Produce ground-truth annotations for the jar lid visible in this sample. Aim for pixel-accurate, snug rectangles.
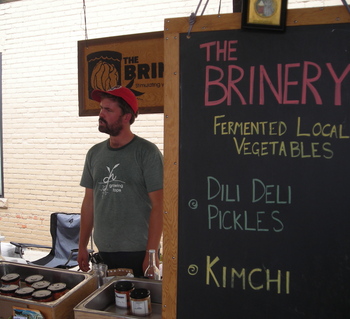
[32,289,52,300]
[114,281,135,291]
[48,282,67,292]
[25,274,44,284]
[31,280,51,290]
[1,273,20,282]
[15,287,35,296]
[130,288,150,299]
[0,284,19,293]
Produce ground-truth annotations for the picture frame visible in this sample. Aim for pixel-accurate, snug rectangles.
[241,0,288,31]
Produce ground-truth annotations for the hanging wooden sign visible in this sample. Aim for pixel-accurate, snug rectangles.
[78,31,164,116]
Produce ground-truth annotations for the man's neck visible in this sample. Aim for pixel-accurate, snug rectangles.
[109,132,135,149]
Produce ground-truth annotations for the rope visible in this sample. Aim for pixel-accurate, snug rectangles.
[341,0,350,14]
[201,0,210,15]
[187,0,210,38]
[83,0,89,46]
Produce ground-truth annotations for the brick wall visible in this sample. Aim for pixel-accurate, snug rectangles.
[0,0,340,247]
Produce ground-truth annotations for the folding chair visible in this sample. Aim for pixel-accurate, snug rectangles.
[10,212,92,269]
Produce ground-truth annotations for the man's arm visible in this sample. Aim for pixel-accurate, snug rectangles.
[78,187,94,272]
[143,189,163,272]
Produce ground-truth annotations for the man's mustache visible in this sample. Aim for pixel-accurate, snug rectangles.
[99,117,107,124]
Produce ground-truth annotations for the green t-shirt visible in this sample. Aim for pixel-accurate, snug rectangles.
[80,135,163,252]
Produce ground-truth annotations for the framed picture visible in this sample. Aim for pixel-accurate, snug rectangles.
[241,0,288,31]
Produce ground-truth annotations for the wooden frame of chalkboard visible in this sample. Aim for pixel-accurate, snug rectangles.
[163,5,350,319]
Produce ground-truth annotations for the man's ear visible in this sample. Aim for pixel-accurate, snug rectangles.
[123,113,132,123]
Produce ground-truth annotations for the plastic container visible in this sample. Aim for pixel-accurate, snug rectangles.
[130,288,152,316]
[1,273,21,286]
[32,289,53,302]
[15,287,35,299]
[48,282,68,300]
[114,280,135,309]
[24,274,44,286]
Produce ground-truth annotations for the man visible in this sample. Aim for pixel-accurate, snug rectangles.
[77,86,163,277]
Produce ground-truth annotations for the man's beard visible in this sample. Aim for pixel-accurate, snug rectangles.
[98,117,123,136]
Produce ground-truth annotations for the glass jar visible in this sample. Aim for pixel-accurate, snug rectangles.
[32,289,53,302]
[15,287,35,299]
[0,284,19,297]
[48,282,68,300]
[31,280,51,290]
[1,273,20,286]
[130,288,152,316]
[114,280,135,309]
[24,274,44,286]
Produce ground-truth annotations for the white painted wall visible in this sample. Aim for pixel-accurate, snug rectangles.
[0,0,341,245]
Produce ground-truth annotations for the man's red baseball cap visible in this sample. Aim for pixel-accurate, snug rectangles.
[91,86,138,115]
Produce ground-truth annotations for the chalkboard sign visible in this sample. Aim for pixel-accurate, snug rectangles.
[175,20,350,319]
